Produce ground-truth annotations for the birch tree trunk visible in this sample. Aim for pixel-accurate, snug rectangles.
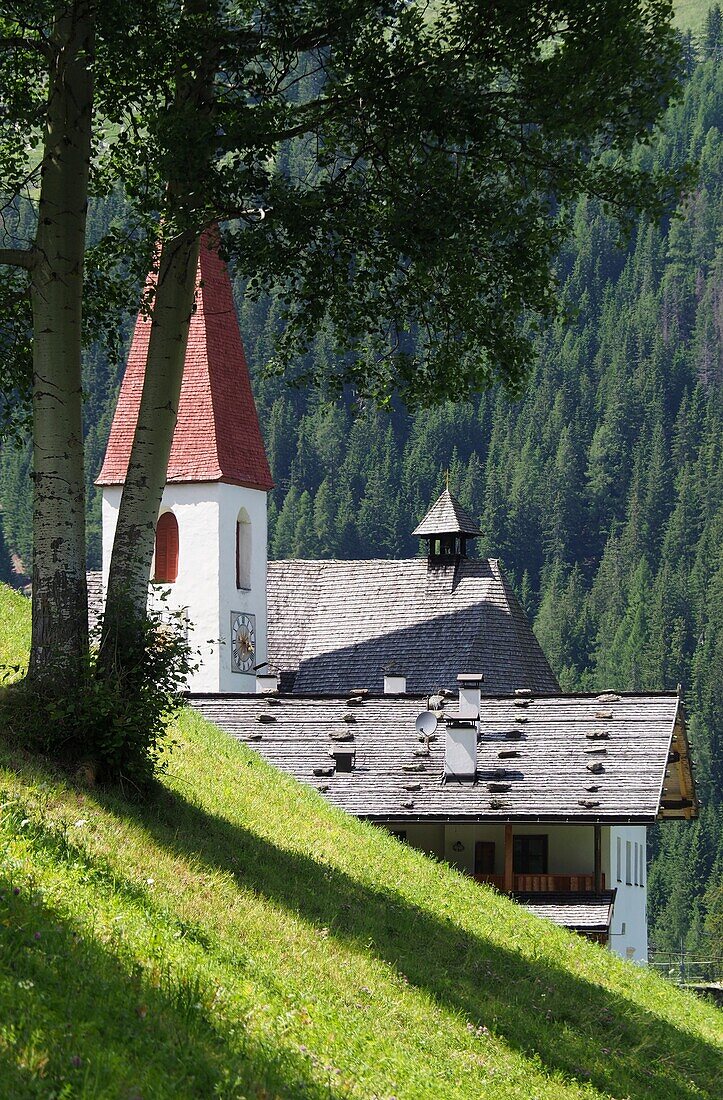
[100,230,201,659]
[28,0,94,685]
[100,0,217,668]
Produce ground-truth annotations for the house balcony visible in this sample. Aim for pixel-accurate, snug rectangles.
[474,872,606,894]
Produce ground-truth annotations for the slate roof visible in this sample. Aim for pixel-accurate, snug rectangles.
[412,489,481,537]
[87,570,103,635]
[189,690,695,823]
[266,557,559,695]
[515,892,615,933]
[96,230,273,491]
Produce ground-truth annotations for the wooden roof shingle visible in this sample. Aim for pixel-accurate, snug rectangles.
[266,557,559,696]
[190,690,697,823]
[412,488,482,537]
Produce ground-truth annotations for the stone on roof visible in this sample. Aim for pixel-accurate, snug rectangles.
[412,489,481,537]
[96,230,273,491]
[266,557,559,695]
[190,691,696,823]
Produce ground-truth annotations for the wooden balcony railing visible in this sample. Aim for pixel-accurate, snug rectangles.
[474,873,606,893]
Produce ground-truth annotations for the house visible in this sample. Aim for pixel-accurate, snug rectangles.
[91,233,699,960]
[190,683,697,960]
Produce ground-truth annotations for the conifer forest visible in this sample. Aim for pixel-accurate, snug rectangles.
[1,17,722,960]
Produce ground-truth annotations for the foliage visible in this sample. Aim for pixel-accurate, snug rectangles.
[129,0,691,403]
[0,588,194,787]
[0,693,721,1098]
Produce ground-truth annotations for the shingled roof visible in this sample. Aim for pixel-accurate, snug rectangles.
[515,892,615,934]
[412,488,481,537]
[96,231,273,491]
[190,690,697,823]
[266,557,559,695]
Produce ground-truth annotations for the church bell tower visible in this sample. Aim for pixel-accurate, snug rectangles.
[96,233,274,692]
[412,488,481,564]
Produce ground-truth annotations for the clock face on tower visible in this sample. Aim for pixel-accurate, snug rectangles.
[230,611,256,673]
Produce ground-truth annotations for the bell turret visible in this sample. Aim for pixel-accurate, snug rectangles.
[412,488,481,564]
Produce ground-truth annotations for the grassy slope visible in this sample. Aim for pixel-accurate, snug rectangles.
[0,584,720,1100]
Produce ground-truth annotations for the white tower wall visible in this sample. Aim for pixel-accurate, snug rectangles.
[101,480,267,693]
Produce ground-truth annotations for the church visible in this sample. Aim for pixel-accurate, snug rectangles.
[91,234,698,962]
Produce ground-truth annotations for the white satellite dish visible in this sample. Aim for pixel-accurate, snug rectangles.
[415,710,439,737]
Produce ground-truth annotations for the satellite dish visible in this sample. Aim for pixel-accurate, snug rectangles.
[415,710,439,737]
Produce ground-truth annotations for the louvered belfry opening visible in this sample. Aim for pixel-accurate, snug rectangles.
[154,512,179,583]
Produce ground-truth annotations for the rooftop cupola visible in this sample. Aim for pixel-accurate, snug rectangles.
[412,488,481,565]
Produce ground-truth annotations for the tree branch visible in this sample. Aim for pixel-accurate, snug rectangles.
[0,247,36,270]
[0,34,51,59]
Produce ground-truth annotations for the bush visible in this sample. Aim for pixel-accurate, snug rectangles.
[0,602,196,788]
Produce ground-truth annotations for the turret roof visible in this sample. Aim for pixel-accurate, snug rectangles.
[412,488,481,538]
[96,232,273,490]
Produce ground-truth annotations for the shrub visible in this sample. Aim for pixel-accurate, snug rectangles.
[0,602,196,788]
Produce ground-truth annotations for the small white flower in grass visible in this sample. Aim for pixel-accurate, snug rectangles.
[146,877,154,885]
[73,819,87,828]
[19,819,30,828]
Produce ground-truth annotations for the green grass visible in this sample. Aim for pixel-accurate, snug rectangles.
[0,584,721,1099]
[0,585,30,679]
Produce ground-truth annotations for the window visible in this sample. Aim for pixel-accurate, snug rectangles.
[475,841,496,875]
[634,843,639,886]
[153,512,179,583]
[625,840,632,885]
[236,508,251,590]
[616,836,622,882]
[513,835,548,875]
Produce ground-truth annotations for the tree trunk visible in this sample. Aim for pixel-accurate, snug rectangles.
[100,230,201,661]
[100,0,218,669]
[28,0,94,685]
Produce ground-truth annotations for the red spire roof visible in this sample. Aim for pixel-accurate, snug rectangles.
[97,233,274,490]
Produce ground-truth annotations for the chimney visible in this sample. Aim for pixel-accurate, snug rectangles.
[330,746,356,773]
[384,666,407,694]
[444,717,478,780]
[255,666,279,694]
[457,673,484,719]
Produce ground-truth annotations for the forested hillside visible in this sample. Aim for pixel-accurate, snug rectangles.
[1,17,722,956]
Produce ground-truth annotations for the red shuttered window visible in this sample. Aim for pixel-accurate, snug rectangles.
[154,512,179,583]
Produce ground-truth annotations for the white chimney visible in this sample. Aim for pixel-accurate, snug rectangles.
[457,673,484,719]
[256,668,279,694]
[384,666,407,694]
[444,720,478,780]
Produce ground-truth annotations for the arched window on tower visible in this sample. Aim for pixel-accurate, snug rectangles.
[236,508,252,590]
[154,511,179,583]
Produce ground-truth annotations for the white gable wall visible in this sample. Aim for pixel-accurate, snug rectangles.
[101,481,268,693]
[604,824,648,962]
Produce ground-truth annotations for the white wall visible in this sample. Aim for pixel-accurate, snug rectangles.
[606,824,648,963]
[216,482,268,692]
[101,481,268,694]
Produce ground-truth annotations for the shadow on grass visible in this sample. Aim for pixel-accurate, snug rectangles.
[89,779,723,1100]
[2,739,717,1100]
[0,868,348,1100]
